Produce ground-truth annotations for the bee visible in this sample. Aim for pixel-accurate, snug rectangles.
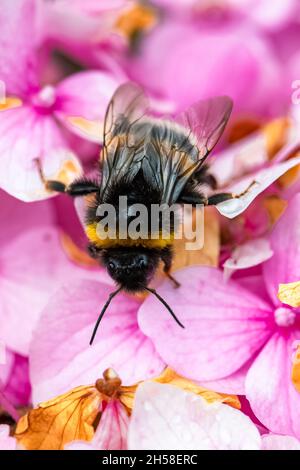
[37,82,236,344]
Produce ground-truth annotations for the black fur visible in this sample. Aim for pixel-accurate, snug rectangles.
[86,171,178,292]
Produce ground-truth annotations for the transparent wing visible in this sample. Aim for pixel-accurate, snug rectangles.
[142,96,233,204]
[176,95,233,163]
[100,82,149,198]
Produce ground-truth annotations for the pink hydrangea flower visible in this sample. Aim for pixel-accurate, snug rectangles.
[65,382,300,450]
[138,193,300,438]
[0,0,121,201]
[29,279,165,404]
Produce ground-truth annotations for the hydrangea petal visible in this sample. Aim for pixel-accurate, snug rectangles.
[128,382,261,450]
[0,425,17,450]
[0,227,94,355]
[138,267,273,383]
[200,359,253,395]
[0,189,54,246]
[55,71,121,143]
[3,353,31,407]
[261,433,300,450]
[223,238,273,280]
[246,332,300,438]
[216,156,300,218]
[92,399,129,450]
[30,280,165,404]
[0,106,81,201]
[263,194,300,306]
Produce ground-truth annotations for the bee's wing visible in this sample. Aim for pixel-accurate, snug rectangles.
[142,96,233,203]
[100,82,149,197]
[176,95,233,162]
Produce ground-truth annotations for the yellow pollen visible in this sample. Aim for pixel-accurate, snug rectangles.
[115,3,157,39]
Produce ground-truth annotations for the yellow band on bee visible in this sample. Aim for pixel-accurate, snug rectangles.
[85,223,173,249]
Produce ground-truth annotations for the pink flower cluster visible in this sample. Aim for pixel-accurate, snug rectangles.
[1,0,300,450]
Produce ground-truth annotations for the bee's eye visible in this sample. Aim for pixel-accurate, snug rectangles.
[108,261,116,270]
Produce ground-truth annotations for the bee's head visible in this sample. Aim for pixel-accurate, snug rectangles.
[101,247,160,292]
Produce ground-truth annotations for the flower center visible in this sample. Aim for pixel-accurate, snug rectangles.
[274,306,297,327]
[31,85,56,111]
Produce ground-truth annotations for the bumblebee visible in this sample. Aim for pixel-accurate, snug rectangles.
[37,83,236,343]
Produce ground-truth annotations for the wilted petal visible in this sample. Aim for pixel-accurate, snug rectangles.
[246,332,300,439]
[152,367,240,409]
[55,71,121,143]
[263,194,300,306]
[30,280,165,404]
[15,385,101,450]
[128,382,261,450]
[0,227,93,355]
[261,433,300,450]
[138,267,273,383]
[216,156,300,218]
[0,106,81,201]
[223,238,273,280]
[0,0,38,96]
[92,400,129,450]
[0,425,17,450]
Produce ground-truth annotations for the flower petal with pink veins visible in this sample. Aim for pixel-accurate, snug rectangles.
[261,433,300,450]
[138,266,273,384]
[30,280,165,404]
[215,156,300,218]
[128,382,261,450]
[0,0,38,96]
[55,71,121,143]
[0,227,95,355]
[0,106,81,201]
[223,238,273,280]
[263,194,300,306]
[65,400,129,450]
[92,400,129,450]
[0,425,17,450]
[246,332,300,439]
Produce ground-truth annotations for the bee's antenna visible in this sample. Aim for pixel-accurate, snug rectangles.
[90,286,123,345]
[144,287,185,329]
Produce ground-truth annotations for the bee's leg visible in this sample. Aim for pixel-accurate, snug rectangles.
[207,180,257,206]
[35,158,99,196]
[178,193,207,206]
[161,248,180,289]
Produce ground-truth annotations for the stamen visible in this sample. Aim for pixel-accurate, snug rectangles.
[274,306,296,327]
[32,85,56,108]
